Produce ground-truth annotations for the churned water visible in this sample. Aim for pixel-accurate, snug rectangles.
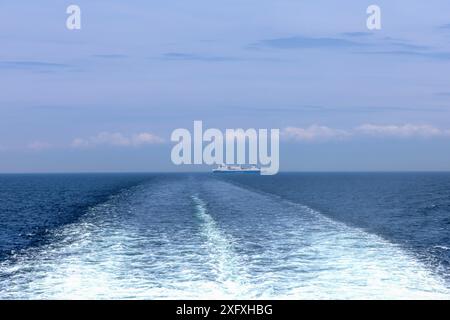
[0,173,449,299]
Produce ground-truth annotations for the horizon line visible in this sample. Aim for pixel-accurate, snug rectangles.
[1,170,450,175]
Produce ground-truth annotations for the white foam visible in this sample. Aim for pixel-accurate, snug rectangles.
[191,195,252,298]
[1,178,449,299]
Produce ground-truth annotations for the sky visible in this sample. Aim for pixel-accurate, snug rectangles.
[1,0,450,172]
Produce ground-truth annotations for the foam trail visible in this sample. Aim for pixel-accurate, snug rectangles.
[200,178,450,299]
[191,195,252,298]
[1,176,449,299]
[0,180,251,299]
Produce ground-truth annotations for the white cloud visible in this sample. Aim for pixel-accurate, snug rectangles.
[72,132,164,148]
[355,124,450,138]
[131,132,165,145]
[28,141,52,151]
[282,123,450,142]
[282,125,350,142]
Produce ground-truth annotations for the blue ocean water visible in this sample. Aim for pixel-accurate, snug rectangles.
[0,173,449,299]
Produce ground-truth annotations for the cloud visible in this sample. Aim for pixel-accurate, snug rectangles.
[386,41,428,51]
[252,34,436,60]
[283,124,450,142]
[0,60,70,71]
[257,35,361,49]
[161,52,240,62]
[254,33,446,61]
[364,50,450,60]
[282,125,350,142]
[92,54,128,59]
[355,124,450,138]
[341,32,373,38]
[72,132,164,148]
[28,141,52,151]
[132,133,165,145]
[352,36,445,60]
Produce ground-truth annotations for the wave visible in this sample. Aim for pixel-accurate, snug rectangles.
[1,175,449,299]
[191,195,252,298]
[198,178,450,299]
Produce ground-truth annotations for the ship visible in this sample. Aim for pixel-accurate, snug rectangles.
[212,164,261,174]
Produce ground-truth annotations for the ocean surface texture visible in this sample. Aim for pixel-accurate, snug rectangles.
[0,173,449,299]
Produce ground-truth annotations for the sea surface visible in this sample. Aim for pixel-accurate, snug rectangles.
[0,172,449,299]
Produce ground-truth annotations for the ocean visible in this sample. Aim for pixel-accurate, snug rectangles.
[0,172,449,299]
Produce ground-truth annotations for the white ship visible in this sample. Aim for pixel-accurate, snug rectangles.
[212,164,261,174]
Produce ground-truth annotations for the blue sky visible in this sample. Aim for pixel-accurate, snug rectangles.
[1,0,450,172]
